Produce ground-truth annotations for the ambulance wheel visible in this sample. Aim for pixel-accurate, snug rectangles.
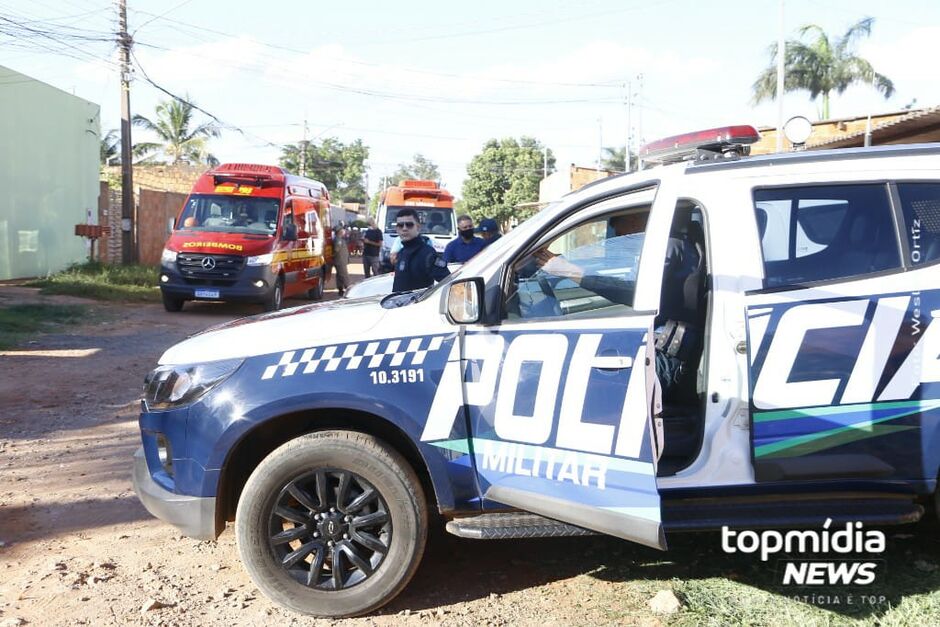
[236,431,428,618]
[307,269,325,300]
[162,293,184,312]
[263,278,283,312]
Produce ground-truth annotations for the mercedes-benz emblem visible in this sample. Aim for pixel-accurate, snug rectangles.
[201,257,216,270]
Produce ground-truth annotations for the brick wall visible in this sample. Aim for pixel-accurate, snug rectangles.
[101,163,204,194]
[138,189,188,265]
[99,164,204,265]
[97,181,122,263]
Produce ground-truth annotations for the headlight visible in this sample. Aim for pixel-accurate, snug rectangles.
[246,252,274,266]
[161,248,178,265]
[143,358,242,411]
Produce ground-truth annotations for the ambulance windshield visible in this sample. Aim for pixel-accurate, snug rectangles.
[178,195,281,236]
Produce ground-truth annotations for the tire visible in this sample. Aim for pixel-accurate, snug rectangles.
[235,431,428,618]
[162,292,184,312]
[307,269,325,301]
[263,277,283,312]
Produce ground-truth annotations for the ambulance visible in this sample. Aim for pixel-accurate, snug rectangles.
[376,179,456,265]
[158,163,333,312]
[134,128,940,617]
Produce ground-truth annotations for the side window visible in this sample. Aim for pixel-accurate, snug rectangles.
[504,210,647,321]
[897,183,940,266]
[753,184,900,288]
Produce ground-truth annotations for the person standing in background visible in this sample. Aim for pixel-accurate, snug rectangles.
[362,218,383,278]
[442,214,486,263]
[476,217,502,247]
[392,208,450,292]
[333,222,350,297]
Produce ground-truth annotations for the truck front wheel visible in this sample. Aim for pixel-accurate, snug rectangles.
[235,431,428,618]
[162,293,184,312]
[263,277,283,312]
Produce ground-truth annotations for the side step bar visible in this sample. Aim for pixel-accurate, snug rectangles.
[446,513,597,540]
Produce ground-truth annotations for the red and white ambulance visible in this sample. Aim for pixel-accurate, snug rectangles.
[159,163,334,312]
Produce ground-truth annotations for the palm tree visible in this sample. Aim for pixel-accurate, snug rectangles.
[752,17,894,120]
[100,129,120,165]
[132,97,221,164]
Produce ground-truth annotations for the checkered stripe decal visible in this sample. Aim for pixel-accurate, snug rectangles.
[262,335,447,380]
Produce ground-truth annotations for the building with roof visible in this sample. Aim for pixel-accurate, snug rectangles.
[752,106,940,154]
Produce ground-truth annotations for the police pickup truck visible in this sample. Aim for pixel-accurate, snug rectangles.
[133,126,940,617]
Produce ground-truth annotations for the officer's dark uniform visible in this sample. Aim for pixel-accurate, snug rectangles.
[392,236,450,292]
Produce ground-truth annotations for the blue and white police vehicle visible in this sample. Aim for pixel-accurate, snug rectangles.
[134,126,940,617]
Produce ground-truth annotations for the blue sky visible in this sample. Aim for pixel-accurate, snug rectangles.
[2,0,938,198]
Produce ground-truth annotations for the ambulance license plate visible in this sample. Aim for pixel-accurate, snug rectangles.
[194,289,220,299]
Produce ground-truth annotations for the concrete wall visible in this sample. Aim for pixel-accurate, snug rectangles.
[0,65,99,280]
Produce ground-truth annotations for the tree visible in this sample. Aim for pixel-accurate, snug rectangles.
[280,138,369,204]
[752,17,894,120]
[100,129,120,165]
[132,97,221,164]
[389,153,441,183]
[462,137,555,225]
[600,146,639,173]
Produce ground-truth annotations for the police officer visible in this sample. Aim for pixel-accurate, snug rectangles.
[392,208,450,292]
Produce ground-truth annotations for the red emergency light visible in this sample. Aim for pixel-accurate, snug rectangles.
[640,125,760,165]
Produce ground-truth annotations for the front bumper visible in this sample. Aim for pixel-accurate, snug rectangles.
[159,262,277,303]
[132,446,220,541]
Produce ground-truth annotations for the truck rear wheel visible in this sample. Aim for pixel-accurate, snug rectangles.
[235,431,427,617]
[162,293,184,312]
[263,277,283,312]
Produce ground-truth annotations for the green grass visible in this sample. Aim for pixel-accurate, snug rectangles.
[0,303,89,349]
[25,261,161,302]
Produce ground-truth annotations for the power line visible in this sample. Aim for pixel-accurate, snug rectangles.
[127,9,626,90]
[130,50,282,150]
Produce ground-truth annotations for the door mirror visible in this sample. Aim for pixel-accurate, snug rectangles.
[282,222,298,241]
[445,278,484,324]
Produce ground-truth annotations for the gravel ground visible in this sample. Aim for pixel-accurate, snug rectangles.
[0,281,692,627]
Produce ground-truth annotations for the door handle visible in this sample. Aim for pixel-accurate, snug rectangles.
[736,341,747,355]
[593,354,633,372]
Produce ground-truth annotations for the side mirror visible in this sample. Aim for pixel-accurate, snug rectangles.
[445,278,484,324]
[283,222,298,241]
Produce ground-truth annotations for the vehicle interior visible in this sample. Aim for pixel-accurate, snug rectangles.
[655,202,710,477]
[500,202,711,475]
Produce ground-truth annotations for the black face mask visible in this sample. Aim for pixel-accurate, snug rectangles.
[459,228,474,241]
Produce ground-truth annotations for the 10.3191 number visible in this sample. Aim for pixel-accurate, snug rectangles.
[369,369,425,385]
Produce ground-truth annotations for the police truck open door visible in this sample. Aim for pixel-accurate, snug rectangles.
[450,185,674,549]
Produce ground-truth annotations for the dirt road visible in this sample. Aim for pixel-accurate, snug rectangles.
[3,282,940,626]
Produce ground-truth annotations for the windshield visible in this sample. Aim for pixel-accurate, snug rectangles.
[383,206,455,236]
[177,194,282,236]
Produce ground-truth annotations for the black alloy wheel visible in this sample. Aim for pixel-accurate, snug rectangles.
[236,431,427,617]
[270,469,391,591]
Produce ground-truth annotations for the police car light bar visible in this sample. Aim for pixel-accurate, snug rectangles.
[640,125,761,165]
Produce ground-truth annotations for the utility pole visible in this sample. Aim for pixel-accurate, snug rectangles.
[597,117,603,172]
[543,146,548,179]
[636,73,643,154]
[624,80,632,172]
[776,0,786,152]
[299,119,309,176]
[117,0,135,263]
